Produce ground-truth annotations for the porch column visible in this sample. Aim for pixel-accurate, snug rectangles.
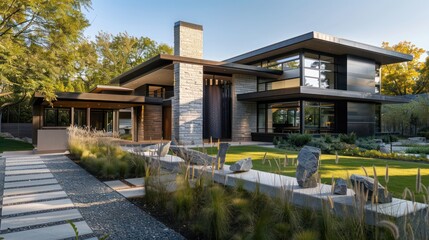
[70,107,75,126]
[231,74,257,142]
[86,108,90,128]
[112,110,119,135]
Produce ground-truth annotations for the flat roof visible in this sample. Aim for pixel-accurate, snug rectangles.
[32,92,162,108]
[225,32,413,65]
[111,54,283,87]
[237,87,410,104]
[89,85,133,93]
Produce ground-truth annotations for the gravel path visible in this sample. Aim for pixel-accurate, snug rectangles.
[40,154,184,240]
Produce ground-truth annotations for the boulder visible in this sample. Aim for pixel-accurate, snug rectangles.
[408,137,426,143]
[379,144,391,153]
[230,158,252,172]
[334,178,347,195]
[350,174,392,203]
[157,141,171,157]
[0,132,14,138]
[217,143,230,170]
[296,146,321,188]
[170,147,216,165]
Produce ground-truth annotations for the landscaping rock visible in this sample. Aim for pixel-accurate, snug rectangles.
[334,178,347,195]
[350,174,392,203]
[230,158,252,172]
[217,143,230,170]
[379,144,391,153]
[296,146,321,188]
[408,137,426,143]
[157,141,171,157]
[0,132,14,138]
[170,147,216,166]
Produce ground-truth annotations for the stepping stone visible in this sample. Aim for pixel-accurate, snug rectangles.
[6,164,47,171]
[3,184,63,197]
[5,168,50,176]
[1,209,82,230]
[104,180,129,190]
[117,187,145,198]
[3,191,68,205]
[5,156,41,161]
[5,178,58,189]
[5,173,54,182]
[6,161,44,167]
[125,178,145,187]
[0,221,92,240]
[2,198,74,216]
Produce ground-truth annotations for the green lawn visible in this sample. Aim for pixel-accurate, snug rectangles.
[201,145,429,202]
[0,137,34,153]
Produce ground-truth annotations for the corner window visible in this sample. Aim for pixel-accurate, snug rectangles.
[304,53,335,89]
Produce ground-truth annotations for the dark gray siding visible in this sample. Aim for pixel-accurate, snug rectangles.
[346,56,376,93]
[347,102,376,136]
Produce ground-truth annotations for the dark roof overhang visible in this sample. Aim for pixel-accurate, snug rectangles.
[32,92,162,108]
[225,32,413,65]
[237,87,410,104]
[111,54,283,86]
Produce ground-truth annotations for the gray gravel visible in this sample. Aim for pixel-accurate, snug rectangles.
[41,154,185,240]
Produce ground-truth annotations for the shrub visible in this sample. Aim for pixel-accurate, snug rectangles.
[356,138,380,151]
[339,132,357,144]
[323,134,333,144]
[308,138,331,154]
[405,146,429,155]
[287,133,312,147]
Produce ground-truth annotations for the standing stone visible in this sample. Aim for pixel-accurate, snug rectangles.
[350,174,392,203]
[334,178,347,195]
[157,141,171,157]
[296,146,321,188]
[217,143,230,169]
[230,158,253,172]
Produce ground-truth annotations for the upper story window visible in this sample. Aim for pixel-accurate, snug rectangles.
[375,64,381,94]
[304,53,335,89]
[259,54,300,71]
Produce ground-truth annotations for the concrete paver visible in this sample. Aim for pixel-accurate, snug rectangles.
[4,178,58,189]
[0,221,92,240]
[3,191,68,205]
[2,198,74,216]
[1,209,82,230]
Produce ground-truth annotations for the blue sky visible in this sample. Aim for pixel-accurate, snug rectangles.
[84,0,429,61]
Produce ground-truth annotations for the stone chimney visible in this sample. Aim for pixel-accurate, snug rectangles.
[172,21,204,145]
[174,21,203,58]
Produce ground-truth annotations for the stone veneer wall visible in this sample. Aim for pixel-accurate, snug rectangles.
[143,105,162,140]
[231,74,257,142]
[172,21,204,145]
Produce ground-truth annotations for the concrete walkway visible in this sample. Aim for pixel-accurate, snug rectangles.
[0,152,184,240]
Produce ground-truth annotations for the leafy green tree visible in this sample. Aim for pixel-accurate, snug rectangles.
[0,0,91,102]
[381,41,427,95]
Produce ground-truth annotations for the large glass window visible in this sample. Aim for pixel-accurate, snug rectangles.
[258,101,300,133]
[44,108,70,127]
[90,109,113,132]
[304,101,335,133]
[258,78,300,91]
[304,53,335,89]
[74,108,87,127]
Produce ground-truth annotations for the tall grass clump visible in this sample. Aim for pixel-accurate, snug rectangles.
[67,126,146,179]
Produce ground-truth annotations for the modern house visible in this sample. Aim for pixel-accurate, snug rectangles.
[32,21,412,150]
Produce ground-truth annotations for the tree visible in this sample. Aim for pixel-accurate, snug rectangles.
[381,41,427,95]
[0,0,91,102]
